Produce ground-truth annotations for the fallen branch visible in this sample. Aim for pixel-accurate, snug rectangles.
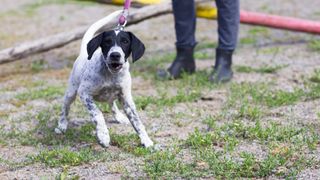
[0,2,173,64]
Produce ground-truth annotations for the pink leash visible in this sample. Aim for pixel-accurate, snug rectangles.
[118,0,132,29]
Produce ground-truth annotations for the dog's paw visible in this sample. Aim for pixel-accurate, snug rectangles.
[54,127,65,134]
[54,124,67,134]
[55,119,68,134]
[113,112,130,124]
[96,128,110,148]
[141,136,154,148]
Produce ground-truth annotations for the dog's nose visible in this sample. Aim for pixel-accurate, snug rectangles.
[110,52,121,61]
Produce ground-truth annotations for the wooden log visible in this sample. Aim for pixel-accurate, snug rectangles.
[0,27,86,64]
[0,2,173,64]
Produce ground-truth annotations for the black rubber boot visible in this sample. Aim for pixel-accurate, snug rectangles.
[209,49,233,83]
[157,47,195,79]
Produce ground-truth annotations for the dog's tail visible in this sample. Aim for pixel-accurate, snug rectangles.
[80,10,122,57]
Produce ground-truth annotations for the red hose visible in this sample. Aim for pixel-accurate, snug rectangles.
[240,10,320,34]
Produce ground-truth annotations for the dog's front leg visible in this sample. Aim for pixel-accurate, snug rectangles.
[79,91,110,147]
[120,92,154,148]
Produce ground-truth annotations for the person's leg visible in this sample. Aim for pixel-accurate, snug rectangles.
[158,0,196,79]
[210,0,240,83]
[172,0,197,48]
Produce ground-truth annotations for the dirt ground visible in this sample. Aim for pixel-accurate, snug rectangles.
[1,0,320,179]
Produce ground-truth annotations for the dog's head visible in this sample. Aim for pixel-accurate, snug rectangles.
[87,30,145,73]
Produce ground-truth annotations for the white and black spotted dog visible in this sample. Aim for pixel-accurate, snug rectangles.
[54,10,154,148]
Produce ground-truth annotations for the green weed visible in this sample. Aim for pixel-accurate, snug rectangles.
[180,120,319,178]
[31,59,47,73]
[144,149,189,178]
[240,37,257,45]
[237,101,262,120]
[186,128,214,148]
[259,47,282,55]
[305,83,320,100]
[135,90,201,110]
[195,42,217,50]
[308,39,320,51]
[194,51,213,60]
[29,147,100,167]
[240,27,270,46]
[110,132,152,156]
[0,109,96,146]
[309,69,320,83]
[227,83,305,108]
[248,27,270,37]
[235,64,287,74]
[15,86,65,101]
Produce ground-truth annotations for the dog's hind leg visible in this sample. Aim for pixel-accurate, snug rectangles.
[55,86,77,134]
[111,101,130,124]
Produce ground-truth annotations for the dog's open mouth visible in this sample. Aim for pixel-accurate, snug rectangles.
[108,63,123,72]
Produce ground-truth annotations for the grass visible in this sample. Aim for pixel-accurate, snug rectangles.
[0,109,97,146]
[143,119,319,179]
[225,82,320,109]
[227,83,308,107]
[56,167,80,180]
[195,148,306,178]
[202,117,320,151]
[240,37,257,45]
[135,89,201,110]
[29,147,103,167]
[235,64,287,74]
[144,148,190,178]
[309,69,320,83]
[248,27,270,37]
[195,42,217,50]
[110,132,152,156]
[259,47,282,55]
[0,107,150,154]
[237,102,262,120]
[15,85,65,101]
[194,51,213,60]
[239,27,270,46]
[30,59,47,73]
[308,39,320,51]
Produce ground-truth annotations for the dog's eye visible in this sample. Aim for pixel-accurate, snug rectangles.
[121,38,129,44]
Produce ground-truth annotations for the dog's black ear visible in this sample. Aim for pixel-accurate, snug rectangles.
[87,33,104,60]
[128,32,145,62]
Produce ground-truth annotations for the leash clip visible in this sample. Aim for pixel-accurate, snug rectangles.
[117,9,129,31]
[116,20,127,31]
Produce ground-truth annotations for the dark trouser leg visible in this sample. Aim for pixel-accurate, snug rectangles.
[216,0,240,51]
[157,0,196,79]
[210,0,240,83]
[172,0,197,48]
